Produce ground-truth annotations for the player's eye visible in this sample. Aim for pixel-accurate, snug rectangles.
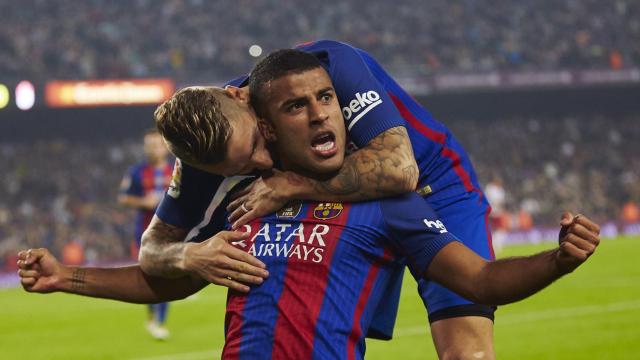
[286,102,304,112]
[319,93,333,103]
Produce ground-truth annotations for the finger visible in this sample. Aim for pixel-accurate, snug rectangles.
[574,215,601,235]
[217,230,250,241]
[559,241,589,262]
[20,277,36,287]
[222,251,269,277]
[212,276,251,293]
[559,211,574,226]
[18,269,41,278]
[227,208,243,224]
[230,184,254,202]
[563,233,597,255]
[227,195,246,213]
[18,250,28,261]
[232,210,259,230]
[566,223,600,245]
[221,267,266,285]
[224,246,268,272]
[25,248,46,265]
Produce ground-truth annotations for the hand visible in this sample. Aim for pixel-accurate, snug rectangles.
[227,170,292,229]
[17,248,64,293]
[555,212,600,273]
[141,193,162,210]
[183,231,269,293]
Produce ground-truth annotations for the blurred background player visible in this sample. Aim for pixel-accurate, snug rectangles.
[118,128,173,340]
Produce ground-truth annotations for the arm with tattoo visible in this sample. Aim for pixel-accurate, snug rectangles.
[18,248,207,303]
[138,216,191,278]
[297,126,418,199]
[228,126,418,227]
[139,215,269,293]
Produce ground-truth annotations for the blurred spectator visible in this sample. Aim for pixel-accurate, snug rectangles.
[622,201,639,223]
[0,0,638,82]
[0,112,638,267]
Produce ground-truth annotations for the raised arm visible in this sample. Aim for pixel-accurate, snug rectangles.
[139,216,268,293]
[228,126,418,228]
[425,213,600,305]
[17,248,206,303]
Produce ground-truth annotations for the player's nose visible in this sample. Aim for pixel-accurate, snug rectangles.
[308,100,328,126]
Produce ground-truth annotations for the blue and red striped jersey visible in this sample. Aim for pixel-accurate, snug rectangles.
[222,193,458,360]
[120,161,173,243]
[156,39,488,339]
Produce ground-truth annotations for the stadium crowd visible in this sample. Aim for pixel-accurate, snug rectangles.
[1,113,638,270]
[1,0,639,82]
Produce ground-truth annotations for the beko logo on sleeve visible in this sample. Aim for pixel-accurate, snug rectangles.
[342,90,382,130]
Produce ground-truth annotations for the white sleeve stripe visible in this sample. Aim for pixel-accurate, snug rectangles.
[184,175,254,242]
[347,99,382,131]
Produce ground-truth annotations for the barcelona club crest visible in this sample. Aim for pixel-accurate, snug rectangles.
[313,202,343,220]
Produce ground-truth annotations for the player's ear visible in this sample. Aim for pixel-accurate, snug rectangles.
[224,86,249,103]
[258,119,277,142]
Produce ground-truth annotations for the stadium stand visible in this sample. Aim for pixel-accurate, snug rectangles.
[1,0,639,82]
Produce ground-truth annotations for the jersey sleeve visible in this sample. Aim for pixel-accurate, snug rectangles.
[120,166,143,197]
[379,193,459,279]
[297,40,405,147]
[155,159,225,229]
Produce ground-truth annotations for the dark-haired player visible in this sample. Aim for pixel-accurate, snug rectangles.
[143,41,498,357]
[19,63,600,359]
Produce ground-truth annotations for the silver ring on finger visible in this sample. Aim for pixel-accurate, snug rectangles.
[241,203,250,213]
[226,276,233,281]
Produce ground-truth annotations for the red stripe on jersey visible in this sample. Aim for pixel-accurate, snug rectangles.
[346,247,390,360]
[141,166,155,194]
[271,203,352,359]
[389,92,495,260]
[389,92,475,192]
[223,224,263,360]
[483,203,495,259]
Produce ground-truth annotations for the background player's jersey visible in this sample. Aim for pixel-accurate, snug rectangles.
[120,161,173,243]
[222,193,458,360]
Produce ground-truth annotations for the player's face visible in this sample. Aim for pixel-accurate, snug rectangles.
[144,132,169,163]
[189,103,273,177]
[261,67,346,178]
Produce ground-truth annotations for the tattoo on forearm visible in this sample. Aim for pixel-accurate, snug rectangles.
[314,126,418,199]
[71,268,86,291]
[402,165,419,191]
[139,218,189,276]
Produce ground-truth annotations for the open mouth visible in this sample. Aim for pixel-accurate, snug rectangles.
[311,131,337,157]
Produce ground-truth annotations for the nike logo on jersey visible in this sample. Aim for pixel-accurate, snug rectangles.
[342,90,382,130]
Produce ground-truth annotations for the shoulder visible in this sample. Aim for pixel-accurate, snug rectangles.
[379,193,436,218]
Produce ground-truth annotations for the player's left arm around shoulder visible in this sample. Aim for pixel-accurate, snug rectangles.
[293,126,418,201]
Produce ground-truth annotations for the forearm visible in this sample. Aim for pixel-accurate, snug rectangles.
[427,243,565,306]
[138,216,191,278]
[55,265,205,304]
[288,126,418,202]
[118,195,153,211]
[473,250,563,305]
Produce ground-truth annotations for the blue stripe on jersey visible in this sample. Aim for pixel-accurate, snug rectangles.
[312,201,399,359]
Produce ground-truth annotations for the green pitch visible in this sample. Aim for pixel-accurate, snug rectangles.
[1,236,638,359]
